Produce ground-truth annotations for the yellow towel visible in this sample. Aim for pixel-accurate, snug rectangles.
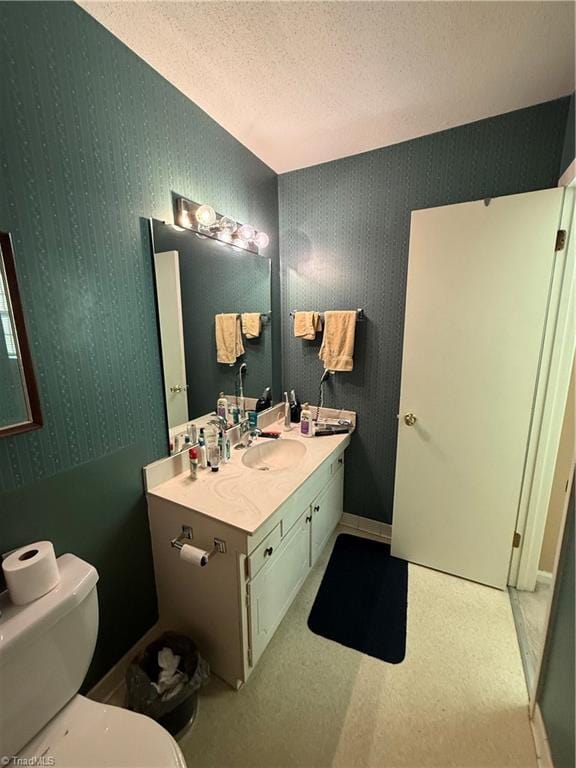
[241,313,261,339]
[215,313,245,364]
[293,311,323,340]
[319,311,357,371]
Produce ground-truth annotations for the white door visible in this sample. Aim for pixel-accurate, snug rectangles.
[247,512,310,666]
[154,250,189,429]
[392,188,565,589]
[311,466,344,566]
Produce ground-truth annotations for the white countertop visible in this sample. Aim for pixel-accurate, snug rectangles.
[147,427,353,535]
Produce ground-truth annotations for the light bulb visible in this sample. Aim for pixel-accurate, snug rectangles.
[254,231,269,250]
[195,204,217,227]
[218,216,237,235]
[237,223,255,242]
[218,230,233,243]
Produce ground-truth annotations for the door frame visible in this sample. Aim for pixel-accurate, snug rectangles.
[529,462,575,710]
[509,180,575,591]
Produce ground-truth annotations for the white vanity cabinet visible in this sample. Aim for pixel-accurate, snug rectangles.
[311,458,344,566]
[146,445,347,688]
[247,511,311,667]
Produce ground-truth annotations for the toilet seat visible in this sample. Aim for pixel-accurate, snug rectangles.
[18,694,187,767]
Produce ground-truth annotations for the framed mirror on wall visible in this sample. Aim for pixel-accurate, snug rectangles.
[0,232,42,437]
[148,219,275,445]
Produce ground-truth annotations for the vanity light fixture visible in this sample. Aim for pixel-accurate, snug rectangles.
[175,196,269,256]
[195,204,217,227]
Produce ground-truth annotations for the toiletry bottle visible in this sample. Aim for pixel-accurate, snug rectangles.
[217,392,229,422]
[204,425,217,467]
[208,443,220,472]
[300,403,314,437]
[189,448,198,480]
[218,429,228,464]
[198,437,207,468]
[284,392,292,430]
[187,423,198,443]
[174,434,181,452]
[224,431,231,461]
[255,386,272,413]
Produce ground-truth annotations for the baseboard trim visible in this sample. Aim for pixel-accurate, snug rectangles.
[537,570,553,585]
[530,704,554,767]
[88,622,161,704]
[341,513,392,543]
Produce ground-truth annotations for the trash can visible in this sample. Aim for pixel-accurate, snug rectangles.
[126,631,210,736]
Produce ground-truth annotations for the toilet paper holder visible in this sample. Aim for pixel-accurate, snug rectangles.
[170,526,227,560]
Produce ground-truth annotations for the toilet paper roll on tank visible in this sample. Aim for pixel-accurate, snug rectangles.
[2,541,60,605]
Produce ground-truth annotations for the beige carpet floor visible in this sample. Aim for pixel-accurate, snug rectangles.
[180,529,536,768]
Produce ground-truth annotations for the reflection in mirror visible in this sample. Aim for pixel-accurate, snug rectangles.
[149,220,274,443]
[0,232,42,436]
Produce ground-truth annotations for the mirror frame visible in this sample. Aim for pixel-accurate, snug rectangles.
[0,231,43,437]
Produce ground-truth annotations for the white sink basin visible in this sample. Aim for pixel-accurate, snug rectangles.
[241,439,307,472]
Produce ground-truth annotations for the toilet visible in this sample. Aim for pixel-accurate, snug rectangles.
[0,553,187,767]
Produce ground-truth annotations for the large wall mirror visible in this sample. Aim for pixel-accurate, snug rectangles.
[149,220,275,444]
[0,232,42,436]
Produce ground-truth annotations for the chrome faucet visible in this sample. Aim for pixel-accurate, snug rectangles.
[235,422,261,449]
[209,415,228,432]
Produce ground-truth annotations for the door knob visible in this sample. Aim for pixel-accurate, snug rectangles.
[404,413,417,426]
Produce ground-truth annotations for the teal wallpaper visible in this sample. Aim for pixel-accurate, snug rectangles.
[559,92,575,176]
[279,97,570,524]
[0,1,278,685]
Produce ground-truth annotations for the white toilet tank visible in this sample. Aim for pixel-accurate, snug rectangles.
[0,553,99,760]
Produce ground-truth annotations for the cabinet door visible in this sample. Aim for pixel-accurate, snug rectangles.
[311,467,344,567]
[247,512,311,667]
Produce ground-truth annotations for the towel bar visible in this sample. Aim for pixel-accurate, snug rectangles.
[289,308,365,321]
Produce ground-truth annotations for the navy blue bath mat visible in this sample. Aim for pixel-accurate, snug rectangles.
[307,533,408,663]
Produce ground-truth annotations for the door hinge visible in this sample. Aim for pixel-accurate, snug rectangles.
[555,230,566,251]
[513,531,522,549]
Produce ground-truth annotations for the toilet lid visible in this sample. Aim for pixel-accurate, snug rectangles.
[18,695,187,768]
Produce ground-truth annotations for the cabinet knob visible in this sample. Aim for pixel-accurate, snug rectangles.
[264,546,274,557]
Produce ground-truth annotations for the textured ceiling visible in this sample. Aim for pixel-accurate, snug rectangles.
[79,1,575,173]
